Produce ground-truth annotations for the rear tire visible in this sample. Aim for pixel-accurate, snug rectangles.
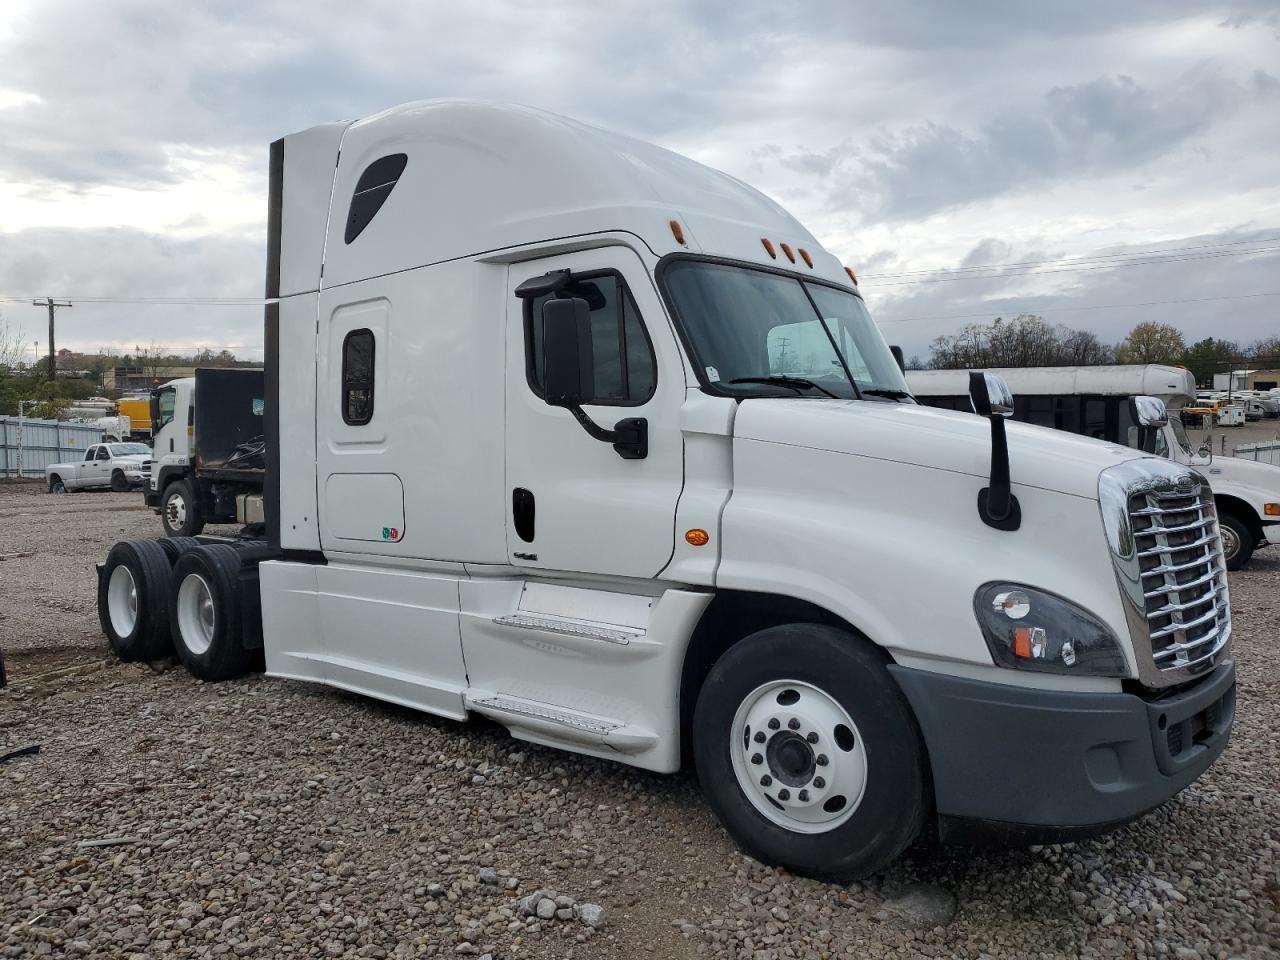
[157,536,202,565]
[110,470,129,492]
[169,545,251,681]
[48,476,66,494]
[97,540,174,661]
[693,623,928,881]
[1219,513,1254,571]
[162,480,205,537]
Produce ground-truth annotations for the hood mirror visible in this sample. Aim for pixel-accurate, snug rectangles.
[969,371,1020,531]
[1129,395,1168,428]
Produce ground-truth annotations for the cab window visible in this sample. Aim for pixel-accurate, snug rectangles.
[96,446,110,461]
[525,272,656,406]
[84,446,97,462]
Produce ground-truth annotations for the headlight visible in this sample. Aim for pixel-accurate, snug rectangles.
[973,583,1128,677]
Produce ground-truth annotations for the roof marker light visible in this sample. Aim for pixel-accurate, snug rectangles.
[761,238,777,259]
[780,243,796,263]
[844,266,858,285]
[669,219,687,246]
[798,248,813,268]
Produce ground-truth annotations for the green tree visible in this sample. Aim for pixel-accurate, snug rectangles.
[1182,337,1240,386]
[1114,322,1186,365]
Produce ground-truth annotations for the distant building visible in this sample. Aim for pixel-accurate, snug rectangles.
[1212,369,1280,391]
[104,365,200,391]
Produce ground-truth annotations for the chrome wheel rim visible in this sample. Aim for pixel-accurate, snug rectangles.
[165,492,187,529]
[730,679,868,834]
[176,573,215,655]
[1220,523,1239,561]
[107,565,138,637]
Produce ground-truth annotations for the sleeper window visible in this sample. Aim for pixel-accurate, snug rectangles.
[342,328,375,425]
[524,272,656,406]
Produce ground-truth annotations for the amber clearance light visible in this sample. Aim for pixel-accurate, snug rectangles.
[685,528,710,546]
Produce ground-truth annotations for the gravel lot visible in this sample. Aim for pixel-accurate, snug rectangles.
[1,481,1277,959]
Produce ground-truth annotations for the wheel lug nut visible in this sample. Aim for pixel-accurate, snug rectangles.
[787,718,800,730]
[816,754,828,766]
[751,753,763,765]
[760,775,772,787]
[806,731,819,744]
[754,731,766,743]
[798,789,809,802]
[813,776,825,789]
[777,789,790,801]
[767,718,780,730]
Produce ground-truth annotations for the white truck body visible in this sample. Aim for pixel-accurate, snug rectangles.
[46,442,151,491]
[908,364,1280,566]
[96,103,1237,878]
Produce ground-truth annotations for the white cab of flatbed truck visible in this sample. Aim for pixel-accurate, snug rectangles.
[98,101,1236,880]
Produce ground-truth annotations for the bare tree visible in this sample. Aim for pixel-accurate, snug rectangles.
[0,313,28,369]
[928,315,1113,369]
[135,342,182,385]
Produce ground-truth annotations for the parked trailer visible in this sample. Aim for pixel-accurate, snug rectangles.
[907,364,1280,569]
[0,416,104,478]
[97,102,1235,880]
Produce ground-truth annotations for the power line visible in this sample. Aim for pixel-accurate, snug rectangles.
[876,290,1280,324]
[861,235,1280,280]
[862,245,1280,287]
[0,295,266,305]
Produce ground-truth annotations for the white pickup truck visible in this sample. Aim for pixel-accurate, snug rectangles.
[46,442,151,493]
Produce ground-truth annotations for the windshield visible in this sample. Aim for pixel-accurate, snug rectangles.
[662,260,912,401]
[109,443,150,456]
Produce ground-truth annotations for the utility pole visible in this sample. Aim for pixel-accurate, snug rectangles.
[31,298,72,382]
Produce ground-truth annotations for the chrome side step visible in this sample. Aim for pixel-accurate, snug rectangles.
[492,612,644,645]
[467,692,657,754]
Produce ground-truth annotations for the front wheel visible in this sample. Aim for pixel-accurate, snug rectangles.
[110,470,129,492]
[693,624,928,881]
[1218,513,1254,571]
[162,480,205,537]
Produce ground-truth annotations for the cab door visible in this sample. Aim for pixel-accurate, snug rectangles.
[505,247,686,579]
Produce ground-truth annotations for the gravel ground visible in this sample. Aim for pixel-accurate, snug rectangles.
[1,481,1277,959]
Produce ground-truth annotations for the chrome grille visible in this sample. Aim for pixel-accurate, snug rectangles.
[1099,459,1232,689]
[1129,486,1229,673]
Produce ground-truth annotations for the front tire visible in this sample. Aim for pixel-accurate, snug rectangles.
[693,624,928,881]
[169,545,252,681]
[1219,513,1254,570]
[110,470,129,492]
[97,540,174,661]
[162,480,205,537]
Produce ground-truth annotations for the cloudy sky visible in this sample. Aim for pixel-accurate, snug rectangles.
[0,0,1277,362]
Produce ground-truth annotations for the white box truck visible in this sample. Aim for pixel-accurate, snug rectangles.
[908,364,1280,569]
[96,102,1235,880]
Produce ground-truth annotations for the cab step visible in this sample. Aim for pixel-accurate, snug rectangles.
[466,691,657,754]
[492,612,643,645]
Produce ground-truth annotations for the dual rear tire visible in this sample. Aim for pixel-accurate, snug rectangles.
[98,539,255,681]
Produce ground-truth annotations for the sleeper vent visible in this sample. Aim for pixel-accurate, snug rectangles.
[344,153,408,244]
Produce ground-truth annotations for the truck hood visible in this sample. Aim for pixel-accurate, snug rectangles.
[1202,453,1280,497]
[115,454,150,466]
[733,399,1147,500]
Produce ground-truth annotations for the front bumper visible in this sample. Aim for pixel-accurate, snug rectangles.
[889,660,1235,844]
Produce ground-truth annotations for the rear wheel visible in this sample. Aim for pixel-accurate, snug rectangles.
[169,545,252,681]
[48,475,66,494]
[97,540,174,661]
[162,480,205,537]
[693,623,928,881]
[1219,513,1254,570]
[110,469,129,492]
[157,536,202,565]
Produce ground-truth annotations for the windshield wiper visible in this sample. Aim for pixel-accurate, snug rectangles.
[860,388,913,401]
[727,376,840,399]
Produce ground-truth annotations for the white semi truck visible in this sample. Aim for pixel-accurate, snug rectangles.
[96,102,1235,880]
[908,364,1280,569]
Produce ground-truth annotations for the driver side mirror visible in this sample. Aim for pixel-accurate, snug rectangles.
[542,297,595,407]
[1129,395,1168,428]
[969,371,1014,417]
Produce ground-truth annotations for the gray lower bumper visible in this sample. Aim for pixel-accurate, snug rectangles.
[888,660,1235,844]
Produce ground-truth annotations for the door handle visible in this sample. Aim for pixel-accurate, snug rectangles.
[512,488,535,543]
